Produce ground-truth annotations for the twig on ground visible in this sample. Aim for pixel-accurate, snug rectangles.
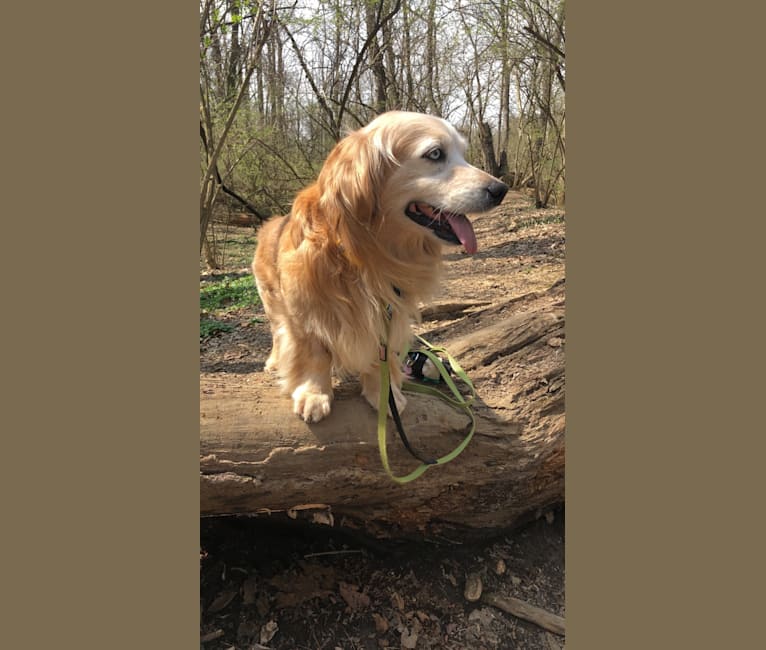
[303,549,364,559]
[481,591,565,636]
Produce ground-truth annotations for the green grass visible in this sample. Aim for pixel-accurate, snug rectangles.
[200,227,257,272]
[200,274,261,340]
[214,233,257,271]
[201,274,259,312]
[200,317,234,339]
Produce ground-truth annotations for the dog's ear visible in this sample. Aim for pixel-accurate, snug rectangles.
[316,128,395,263]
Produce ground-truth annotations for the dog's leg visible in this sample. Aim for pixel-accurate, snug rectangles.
[264,324,284,372]
[361,361,407,416]
[282,332,334,423]
[254,275,284,373]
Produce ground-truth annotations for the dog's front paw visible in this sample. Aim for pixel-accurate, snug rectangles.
[292,384,332,423]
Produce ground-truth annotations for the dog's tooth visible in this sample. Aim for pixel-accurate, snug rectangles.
[418,203,434,216]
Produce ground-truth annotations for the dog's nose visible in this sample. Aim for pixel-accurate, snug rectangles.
[487,180,509,204]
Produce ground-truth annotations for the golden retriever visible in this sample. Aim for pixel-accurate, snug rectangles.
[253,111,508,422]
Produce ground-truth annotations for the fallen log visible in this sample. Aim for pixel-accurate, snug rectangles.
[200,279,565,539]
[220,212,261,228]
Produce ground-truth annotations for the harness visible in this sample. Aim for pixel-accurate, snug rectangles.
[377,294,477,483]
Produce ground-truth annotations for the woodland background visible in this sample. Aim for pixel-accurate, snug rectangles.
[200,0,565,268]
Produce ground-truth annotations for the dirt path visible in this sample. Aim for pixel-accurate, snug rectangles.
[200,193,566,649]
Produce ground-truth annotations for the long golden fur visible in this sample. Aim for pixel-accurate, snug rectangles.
[253,111,508,422]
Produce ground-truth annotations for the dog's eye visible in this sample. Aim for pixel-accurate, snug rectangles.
[424,148,444,162]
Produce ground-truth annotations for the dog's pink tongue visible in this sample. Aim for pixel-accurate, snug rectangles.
[446,213,478,254]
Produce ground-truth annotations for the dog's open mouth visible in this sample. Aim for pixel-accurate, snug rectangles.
[405,202,478,253]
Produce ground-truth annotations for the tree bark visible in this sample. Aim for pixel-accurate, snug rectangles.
[479,121,501,177]
[424,0,440,115]
[200,280,565,540]
[366,1,387,114]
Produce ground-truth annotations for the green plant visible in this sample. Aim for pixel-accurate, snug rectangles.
[200,275,260,339]
[200,275,260,313]
[200,317,234,339]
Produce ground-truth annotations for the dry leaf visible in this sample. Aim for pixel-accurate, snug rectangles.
[242,575,258,604]
[339,582,370,610]
[464,573,483,602]
[391,591,404,611]
[256,594,271,617]
[400,626,418,649]
[206,589,238,614]
[236,620,258,641]
[372,612,389,634]
[269,569,333,608]
[200,629,224,643]
[259,620,278,645]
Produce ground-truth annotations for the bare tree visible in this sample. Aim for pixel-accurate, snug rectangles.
[200,0,273,263]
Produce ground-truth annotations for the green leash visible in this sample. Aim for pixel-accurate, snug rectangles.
[377,334,477,483]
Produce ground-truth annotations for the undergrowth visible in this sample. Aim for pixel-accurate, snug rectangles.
[200,275,260,340]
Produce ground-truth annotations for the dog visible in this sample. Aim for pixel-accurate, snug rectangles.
[253,111,508,423]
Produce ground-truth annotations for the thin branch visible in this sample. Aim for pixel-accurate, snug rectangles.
[280,0,403,139]
[337,0,403,127]
[200,0,214,37]
[522,24,565,60]
[279,18,338,137]
[200,122,266,221]
[200,3,273,251]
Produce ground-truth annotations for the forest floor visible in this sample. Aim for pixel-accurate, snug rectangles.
[200,192,566,649]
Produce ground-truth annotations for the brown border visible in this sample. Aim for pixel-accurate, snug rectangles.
[568,2,763,648]
[5,4,199,647]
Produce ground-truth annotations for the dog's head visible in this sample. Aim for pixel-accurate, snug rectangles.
[316,111,508,259]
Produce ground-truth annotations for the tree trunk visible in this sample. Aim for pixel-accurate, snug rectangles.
[401,1,414,109]
[202,236,220,270]
[479,121,501,177]
[366,1,387,114]
[382,11,400,109]
[225,0,241,99]
[200,280,565,540]
[498,0,512,175]
[424,0,440,115]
